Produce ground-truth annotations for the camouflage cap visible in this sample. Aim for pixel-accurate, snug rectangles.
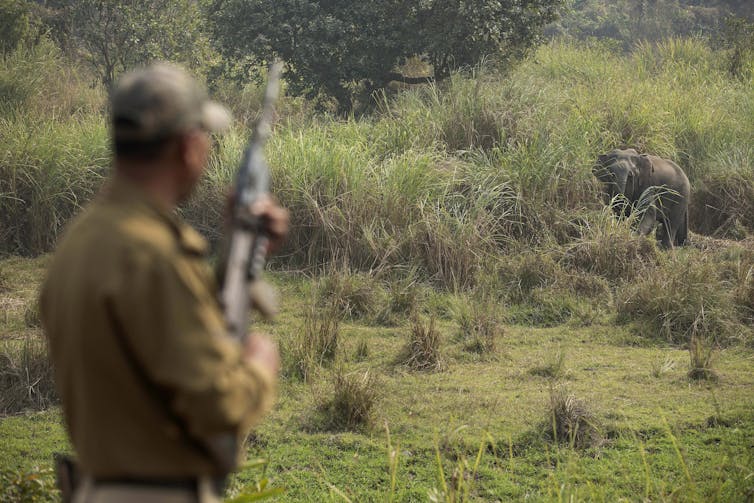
[111,62,231,143]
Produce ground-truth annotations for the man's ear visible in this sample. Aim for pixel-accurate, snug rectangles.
[179,131,207,174]
[635,154,654,186]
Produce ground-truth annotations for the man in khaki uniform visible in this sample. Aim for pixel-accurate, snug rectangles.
[40,63,288,503]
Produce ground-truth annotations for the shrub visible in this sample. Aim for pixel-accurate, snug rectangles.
[400,315,445,372]
[544,385,603,450]
[315,368,379,431]
[0,466,58,503]
[0,337,57,414]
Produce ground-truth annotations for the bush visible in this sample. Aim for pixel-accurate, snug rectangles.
[0,466,58,503]
[315,368,379,431]
[374,272,427,326]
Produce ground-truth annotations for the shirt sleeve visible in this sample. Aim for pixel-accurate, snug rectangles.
[109,246,276,440]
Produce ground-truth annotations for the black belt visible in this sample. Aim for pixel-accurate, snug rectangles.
[93,476,226,494]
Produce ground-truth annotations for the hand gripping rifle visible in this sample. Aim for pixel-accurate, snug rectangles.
[220,60,283,340]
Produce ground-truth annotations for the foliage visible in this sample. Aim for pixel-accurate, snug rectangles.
[210,0,563,111]
[0,0,33,53]
[43,0,216,86]
[548,0,753,48]
[0,466,58,503]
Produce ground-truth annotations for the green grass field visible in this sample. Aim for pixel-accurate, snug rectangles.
[1,35,754,502]
[1,257,753,502]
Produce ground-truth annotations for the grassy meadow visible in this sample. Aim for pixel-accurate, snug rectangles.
[1,36,754,501]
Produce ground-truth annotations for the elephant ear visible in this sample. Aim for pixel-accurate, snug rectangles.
[635,154,654,187]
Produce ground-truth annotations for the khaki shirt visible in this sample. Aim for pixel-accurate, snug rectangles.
[40,175,275,478]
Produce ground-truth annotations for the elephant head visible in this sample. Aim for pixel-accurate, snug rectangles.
[592,148,654,209]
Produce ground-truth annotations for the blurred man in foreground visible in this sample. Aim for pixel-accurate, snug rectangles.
[40,63,288,503]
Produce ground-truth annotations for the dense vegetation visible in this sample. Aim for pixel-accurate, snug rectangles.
[1,0,754,501]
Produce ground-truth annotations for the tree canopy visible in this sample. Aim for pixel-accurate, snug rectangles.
[40,0,216,87]
[209,0,563,112]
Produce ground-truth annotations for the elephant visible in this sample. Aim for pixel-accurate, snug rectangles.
[592,148,690,248]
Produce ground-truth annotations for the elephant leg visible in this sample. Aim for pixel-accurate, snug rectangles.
[675,208,688,246]
[637,206,656,237]
[659,222,674,248]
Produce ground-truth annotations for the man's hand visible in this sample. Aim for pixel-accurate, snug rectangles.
[243,333,280,377]
[224,192,290,254]
[251,194,289,254]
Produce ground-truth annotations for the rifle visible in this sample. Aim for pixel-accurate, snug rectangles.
[220,60,283,340]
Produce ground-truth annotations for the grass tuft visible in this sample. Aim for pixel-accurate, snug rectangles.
[282,301,341,381]
[545,385,603,450]
[617,253,741,345]
[455,296,503,355]
[687,333,718,382]
[0,337,57,415]
[315,368,379,431]
[400,315,446,372]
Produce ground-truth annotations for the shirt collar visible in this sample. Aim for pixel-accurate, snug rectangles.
[104,174,209,256]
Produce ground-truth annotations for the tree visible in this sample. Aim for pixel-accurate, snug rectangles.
[209,0,563,112]
[42,0,216,87]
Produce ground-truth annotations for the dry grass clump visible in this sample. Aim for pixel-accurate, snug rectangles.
[315,369,379,431]
[687,333,718,382]
[0,338,57,414]
[283,302,341,381]
[616,253,740,345]
[316,270,385,321]
[690,170,754,239]
[375,274,427,326]
[562,211,660,282]
[455,296,503,355]
[544,386,603,450]
[495,251,565,303]
[400,315,446,372]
